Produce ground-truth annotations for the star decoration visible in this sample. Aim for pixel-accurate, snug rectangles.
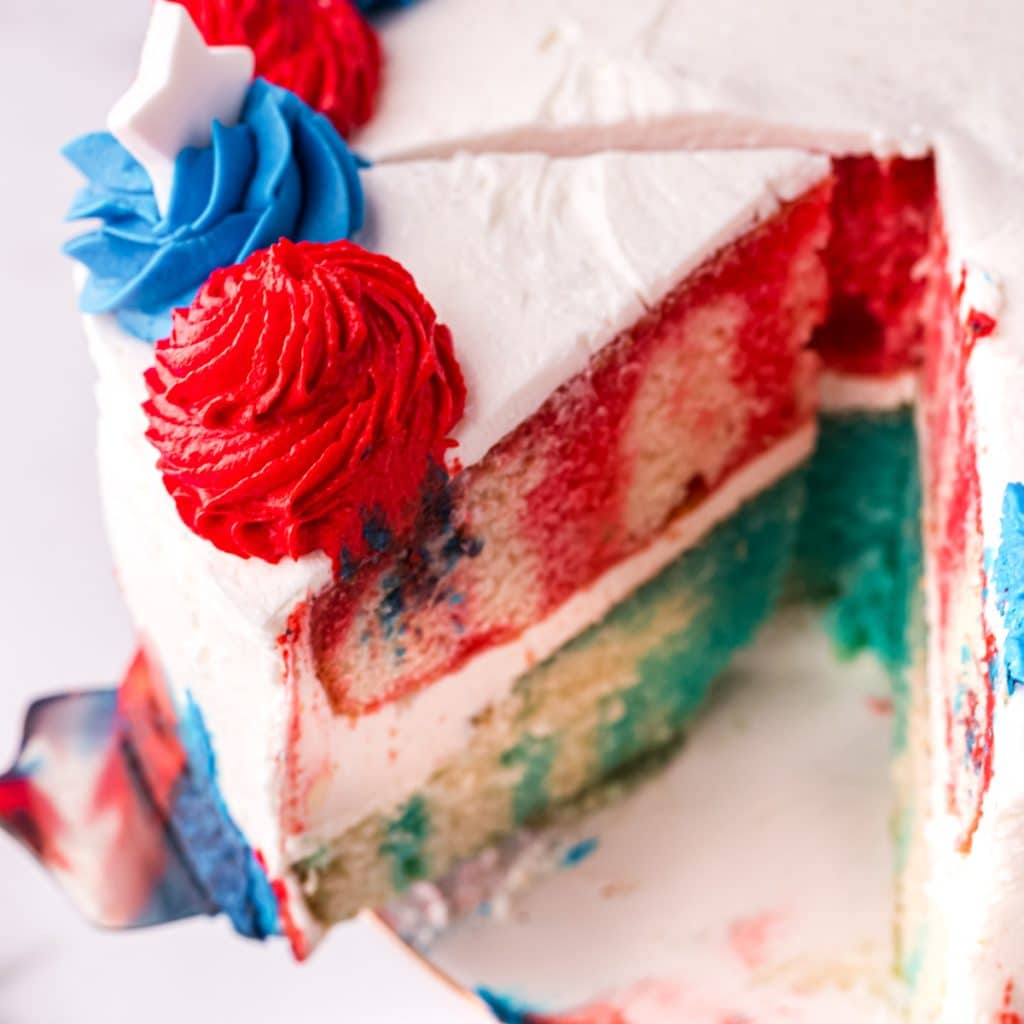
[107,2,254,212]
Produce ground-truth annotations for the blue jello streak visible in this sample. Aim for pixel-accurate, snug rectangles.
[994,482,1024,695]
[62,78,364,342]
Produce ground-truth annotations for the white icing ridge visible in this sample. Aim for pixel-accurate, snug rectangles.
[87,147,825,880]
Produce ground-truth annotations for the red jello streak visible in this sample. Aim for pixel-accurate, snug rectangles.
[814,155,937,375]
[278,608,309,838]
[528,185,828,615]
[922,242,999,852]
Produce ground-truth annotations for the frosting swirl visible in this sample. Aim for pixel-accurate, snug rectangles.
[175,0,382,137]
[143,239,466,566]
[63,79,363,342]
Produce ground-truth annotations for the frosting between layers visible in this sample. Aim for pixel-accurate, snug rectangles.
[818,370,918,414]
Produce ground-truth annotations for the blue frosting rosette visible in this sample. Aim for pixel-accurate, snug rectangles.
[63,79,364,342]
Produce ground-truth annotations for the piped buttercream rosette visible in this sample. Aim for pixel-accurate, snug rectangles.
[143,238,466,568]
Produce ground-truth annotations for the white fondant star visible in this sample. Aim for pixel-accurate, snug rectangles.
[107,2,255,212]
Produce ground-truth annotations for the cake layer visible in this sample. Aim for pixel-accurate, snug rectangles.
[298,471,807,922]
[89,146,829,900]
[309,177,829,717]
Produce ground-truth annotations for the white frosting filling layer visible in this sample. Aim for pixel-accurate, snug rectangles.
[818,370,918,414]
[89,148,825,880]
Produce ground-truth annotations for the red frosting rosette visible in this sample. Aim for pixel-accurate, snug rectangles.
[143,238,466,567]
[174,0,383,137]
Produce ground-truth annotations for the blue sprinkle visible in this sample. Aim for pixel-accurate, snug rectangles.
[561,836,599,867]
[378,580,404,638]
[362,513,393,554]
[448,592,465,606]
[339,548,356,581]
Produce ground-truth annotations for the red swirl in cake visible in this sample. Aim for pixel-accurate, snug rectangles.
[143,238,465,566]
[174,0,383,137]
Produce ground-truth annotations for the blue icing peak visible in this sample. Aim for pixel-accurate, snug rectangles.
[63,78,364,342]
[994,482,1024,696]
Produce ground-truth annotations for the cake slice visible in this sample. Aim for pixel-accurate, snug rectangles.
[36,3,1023,1021]
[89,142,831,941]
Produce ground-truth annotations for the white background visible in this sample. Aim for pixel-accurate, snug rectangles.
[0,3,480,1021]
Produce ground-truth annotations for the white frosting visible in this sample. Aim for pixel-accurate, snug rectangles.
[818,370,918,414]
[107,3,253,212]
[428,611,902,1020]
[87,147,824,876]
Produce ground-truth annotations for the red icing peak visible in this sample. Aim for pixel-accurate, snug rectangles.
[173,0,383,137]
[144,238,466,566]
